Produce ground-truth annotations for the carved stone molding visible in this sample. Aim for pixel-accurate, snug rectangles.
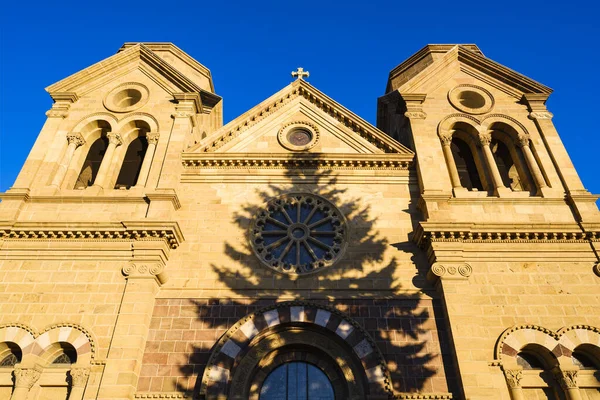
[122,263,167,285]
[134,393,189,399]
[554,369,578,390]
[46,103,71,118]
[529,111,554,120]
[182,153,411,171]
[66,132,86,147]
[14,366,42,388]
[428,263,472,281]
[503,368,522,389]
[0,221,184,249]
[414,227,600,248]
[70,367,90,387]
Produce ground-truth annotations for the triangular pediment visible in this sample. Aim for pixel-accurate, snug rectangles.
[387,45,552,98]
[186,80,413,156]
[45,43,220,108]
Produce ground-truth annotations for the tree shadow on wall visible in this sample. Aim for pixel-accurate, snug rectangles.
[172,154,450,398]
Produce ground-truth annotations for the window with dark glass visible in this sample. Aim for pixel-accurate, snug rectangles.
[114,136,148,189]
[260,362,334,400]
[75,136,108,189]
[491,139,523,191]
[450,138,483,191]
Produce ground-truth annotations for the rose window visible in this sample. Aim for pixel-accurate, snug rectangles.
[250,194,346,275]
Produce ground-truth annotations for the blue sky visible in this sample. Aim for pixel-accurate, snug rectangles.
[1,0,598,197]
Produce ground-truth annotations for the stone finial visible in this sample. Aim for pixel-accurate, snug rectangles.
[291,67,310,81]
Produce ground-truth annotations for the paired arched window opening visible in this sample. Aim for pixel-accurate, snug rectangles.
[64,117,157,190]
[440,118,545,196]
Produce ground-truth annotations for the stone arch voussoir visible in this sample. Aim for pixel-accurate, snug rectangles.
[199,301,393,399]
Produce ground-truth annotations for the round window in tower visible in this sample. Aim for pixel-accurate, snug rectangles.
[250,194,347,275]
[278,121,319,151]
[448,84,494,115]
[104,82,149,113]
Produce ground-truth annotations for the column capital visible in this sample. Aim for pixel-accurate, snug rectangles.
[439,134,453,146]
[146,132,160,145]
[427,263,472,282]
[106,132,123,146]
[13,366,42,389]
[503,368,523,389]
[478,132,492,146]
[516,134,530,148]
[66,132,86,147]
[69,367,90,387]
[401,93,427,119]
[529,111,554,120]
[554,368,578,390]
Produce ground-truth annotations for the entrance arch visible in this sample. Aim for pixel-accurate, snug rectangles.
[199,301,392,399]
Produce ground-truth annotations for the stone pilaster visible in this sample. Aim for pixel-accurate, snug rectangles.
[67,367,90,400]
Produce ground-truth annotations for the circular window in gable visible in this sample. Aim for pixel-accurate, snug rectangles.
[250,194,346,275]
[278,121,319,151]
[448,84,494,115]
[104,82,149,113]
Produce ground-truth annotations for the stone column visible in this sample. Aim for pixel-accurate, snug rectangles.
[67,368,90,400]
[11,366,42,400]
[503,369,524,400]
[439,134,462,190]
[93,132,122,189]
[555,369,581,400]
[50,132,85,188]
[517,134,548,195]
[478,132,510,196]
[134,132,160,188]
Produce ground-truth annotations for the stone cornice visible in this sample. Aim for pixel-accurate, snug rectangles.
[0,220,184,249]
[414,222,600,247]
[188,80,414,156]
[181,152,412,170]
[394,394,453,399]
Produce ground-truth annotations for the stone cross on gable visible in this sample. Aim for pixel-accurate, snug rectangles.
[291,67,310,81]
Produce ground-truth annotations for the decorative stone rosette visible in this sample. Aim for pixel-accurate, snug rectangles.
[250,194,347,275]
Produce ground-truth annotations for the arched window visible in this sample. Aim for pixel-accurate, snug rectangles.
[74,135,108,189]
[0,344,21,367]
[451,137,484,191]
[114,136,148,189]
[514,348,563,400]
[50,343,77,365]
[260,362,334,400]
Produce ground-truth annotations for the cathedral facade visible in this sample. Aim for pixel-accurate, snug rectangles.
[0,43,599,400]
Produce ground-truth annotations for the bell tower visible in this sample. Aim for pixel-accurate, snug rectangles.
[378,44,600,399]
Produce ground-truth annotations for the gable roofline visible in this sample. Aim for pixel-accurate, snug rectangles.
[45,44,221,107]
[187,79,414,156]
[386,44,552,96]
[119,42,215,92]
